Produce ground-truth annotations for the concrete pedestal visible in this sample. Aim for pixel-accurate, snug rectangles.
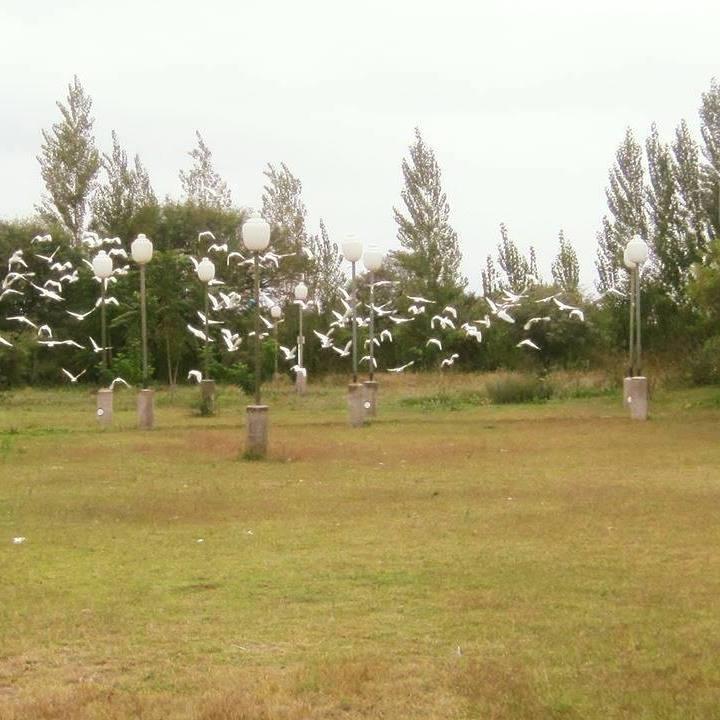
[623,377,632,409]
[295,369,307,395]
[627,376,648,421]
[137,388,154,430]
[245,405,269,459]
[96,389,113,427]
[363,380,379,418]
[347,382,366,428]
[200,379,215,416]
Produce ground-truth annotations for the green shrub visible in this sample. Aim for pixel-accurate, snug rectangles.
[485,375,553,404]
[688,336,720,386]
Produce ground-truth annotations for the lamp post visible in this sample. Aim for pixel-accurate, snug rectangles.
[131,233,154,429]
[622,246,636,410]
[92,250,113,426]
[362,245,384,417]
[341,234,364,427]
[196,256,216,416]
[294,280,308,394]
[624,235,650,420]
[242,213,271,458]
[270,304,282,379]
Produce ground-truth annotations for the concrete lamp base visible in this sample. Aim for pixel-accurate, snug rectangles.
[363,380,379,418]
[96,388,113,427]
[200,379,215,416]
[347,382,366,428]
[627,376,649,421]
[137,388,155,430]
[295,370,307,395]
[245,405,269,459]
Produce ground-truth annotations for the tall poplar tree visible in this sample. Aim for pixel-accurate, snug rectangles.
[673,119,707,258]
[37,76,100,245]
[92,130,156,238]
[551,230,580,293]
[179,131,232,210]
[700,78,720,239]
[392,128,465,300]
[309,219,344,310]
[496,223,529,292]
[646,123,685,299]
[595,128,647,290]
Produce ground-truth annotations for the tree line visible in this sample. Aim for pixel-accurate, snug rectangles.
[1,76,720,389]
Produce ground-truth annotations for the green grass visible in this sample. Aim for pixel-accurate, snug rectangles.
[1,374,720,719]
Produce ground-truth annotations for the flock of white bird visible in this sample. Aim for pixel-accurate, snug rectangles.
[2,230,606,386]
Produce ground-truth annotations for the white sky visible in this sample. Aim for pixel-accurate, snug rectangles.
[1,0,719,292]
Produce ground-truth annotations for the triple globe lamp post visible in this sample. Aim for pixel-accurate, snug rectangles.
[340,234,384,426]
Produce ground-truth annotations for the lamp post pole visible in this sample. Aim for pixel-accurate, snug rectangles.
[242,213,272,458]
[628,267,635,376]
[635,264,642,376]
[196,256,216,416]
[351,259,358,384]
[341,235,364,426]
[368,271,375,381]
[204,283,210,380]
[253,251,261,407]
[140,264,148,385]
[100,280,108,372]
[131,233,155,429]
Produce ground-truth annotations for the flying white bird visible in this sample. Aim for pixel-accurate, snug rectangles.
[600,286,625,299]
[553,297,578,312]
[36,324,53,339]
[387,360,415,373]
[38,339,85,349]
[220,328,242,352]
[0,335,13,348]
[426,338,443,350]
[226,251,246,265]
[360,355,378,368]
[517,339,541,350]
[7,250,27,270]
[6,315,37,329]
[95,296,119,307]
[61,368,87,383]
[108,377,130,390]
[279,345,297,361]
[569,308,585,321]
[523,316,551,331]
[88,336,111,354]
[51,261,74,273]
[408,304,427,316]
[187,369,203,383]
[0,288,23,301]
[43,279,63,293]
[431,314,455,330]
[389,315,413,325]
[208,243,228,254]
[536,293,560,304]
[497,309,515,324]
[442,306,457,319]
[198,230,216,243]
[36,247,60,264]
[406,295,434,304]
[30,283,63,302]
[66,308,95,321]
[313,330,334,348]
[187,325,212,342]
[440,353,460,368]
[31,234,52,244]
[108,248,128,259]
[197,311,223,326]
[380,329,393,343]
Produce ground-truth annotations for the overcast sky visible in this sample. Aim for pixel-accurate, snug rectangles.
[2,0,718,291]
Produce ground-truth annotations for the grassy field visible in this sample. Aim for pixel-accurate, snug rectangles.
[1,373,720,719]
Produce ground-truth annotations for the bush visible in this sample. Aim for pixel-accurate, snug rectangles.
[688,336,720,386]
[400,390,485,411]
[485,375,553,404]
